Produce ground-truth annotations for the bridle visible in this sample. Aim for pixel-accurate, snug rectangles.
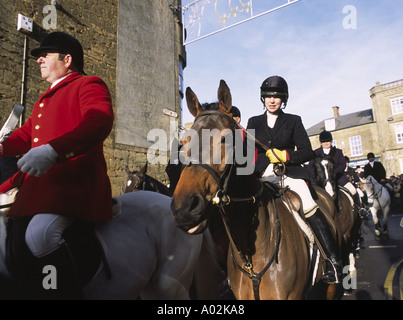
[362,177,384,201]
[187,110,281,300]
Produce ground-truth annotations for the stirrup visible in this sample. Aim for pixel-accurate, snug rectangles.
[322,258,341,284]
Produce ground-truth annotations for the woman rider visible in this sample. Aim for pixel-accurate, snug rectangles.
[246,75,342,284]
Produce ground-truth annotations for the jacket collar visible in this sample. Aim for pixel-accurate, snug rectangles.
[262,110,286,138]
[41,72,82,97]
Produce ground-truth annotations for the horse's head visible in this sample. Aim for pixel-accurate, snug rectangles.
[360,175,377,195]
[314,154,336,197]
[124,163,148,193]
[171,80,236,234]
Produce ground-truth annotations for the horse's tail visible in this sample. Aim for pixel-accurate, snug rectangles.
[190,230,231,300]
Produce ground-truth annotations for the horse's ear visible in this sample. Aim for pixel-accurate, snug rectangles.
[217,80,232,114]
[125,165,131,175]
[186,87,202,117]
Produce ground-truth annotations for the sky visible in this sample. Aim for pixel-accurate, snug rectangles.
[180,0,403,130]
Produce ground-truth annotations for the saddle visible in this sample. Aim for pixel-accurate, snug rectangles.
[262,181,301,212]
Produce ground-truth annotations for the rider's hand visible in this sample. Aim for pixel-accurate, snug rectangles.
[18,144,58,177]
[266,149,289,163]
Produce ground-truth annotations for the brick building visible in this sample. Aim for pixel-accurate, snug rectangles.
[307,79,403,177]
[0,0,185,196]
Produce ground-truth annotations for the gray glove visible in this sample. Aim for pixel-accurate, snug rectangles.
[18,144,58,177]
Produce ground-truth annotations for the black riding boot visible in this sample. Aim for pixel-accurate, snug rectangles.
[36,243,83,300]
[306,209,342,284]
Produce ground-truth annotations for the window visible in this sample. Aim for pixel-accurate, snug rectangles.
[394,122,403,144]
[390,96,403,115]
[349,135,363,156]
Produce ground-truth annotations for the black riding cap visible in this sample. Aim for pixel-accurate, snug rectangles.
[260,75,289,105]
[319,130,333,142]
[31,32,85,74]
[231,106,241,118]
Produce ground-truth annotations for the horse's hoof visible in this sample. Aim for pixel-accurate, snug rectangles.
[343,288,353,296]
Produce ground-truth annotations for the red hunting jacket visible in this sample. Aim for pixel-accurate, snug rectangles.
[0,73,114,222]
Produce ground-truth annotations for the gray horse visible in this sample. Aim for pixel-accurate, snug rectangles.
[0,191,220,299]
[360,175,391,240]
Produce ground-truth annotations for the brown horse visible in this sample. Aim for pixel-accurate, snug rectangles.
[171,80,341,300]
[313,155,361,278]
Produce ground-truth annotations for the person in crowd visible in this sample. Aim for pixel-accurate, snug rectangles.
[344,156,368,211]
[231,106,241,124]
[307,131,366,216]
[247,75,341,284]
[0,32,114,299]
[363,152,394,193]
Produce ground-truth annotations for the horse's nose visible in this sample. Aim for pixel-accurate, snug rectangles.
[171,192,206,231]
[171,192,204,216]
[187,192,205,213]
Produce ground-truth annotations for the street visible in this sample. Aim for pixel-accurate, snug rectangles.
[343,208,403,300]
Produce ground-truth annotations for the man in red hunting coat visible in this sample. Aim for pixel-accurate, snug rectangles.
[0,32,114,299]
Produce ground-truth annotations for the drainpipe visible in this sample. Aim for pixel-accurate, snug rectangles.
[19,34,28,127]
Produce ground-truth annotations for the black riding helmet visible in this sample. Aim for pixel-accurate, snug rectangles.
[31,32,85,74]
[260,75,289,106]
[319,130,333,142]
[230,106,241,118]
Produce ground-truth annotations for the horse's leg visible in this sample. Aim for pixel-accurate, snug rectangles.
[382,204,390,240]
[369,206,382,240]
[348,253,356,277]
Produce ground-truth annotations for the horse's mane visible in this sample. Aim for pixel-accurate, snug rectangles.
[314,154,337,192]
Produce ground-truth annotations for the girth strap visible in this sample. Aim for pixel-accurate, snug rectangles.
[224,197,281,300]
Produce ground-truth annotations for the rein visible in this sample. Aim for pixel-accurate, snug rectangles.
[364,180,383,200]
[191,110,282,300]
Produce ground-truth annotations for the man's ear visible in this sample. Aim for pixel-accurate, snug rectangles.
[64,54,74,69]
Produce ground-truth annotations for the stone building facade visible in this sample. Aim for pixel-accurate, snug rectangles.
[307,79,403,177]
[369,79,403,176]
[0,0,185,196]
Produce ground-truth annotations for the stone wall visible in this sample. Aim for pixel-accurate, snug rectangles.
[0,0,184,196]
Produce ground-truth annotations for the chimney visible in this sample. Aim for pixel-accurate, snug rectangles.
[332,106,340,117]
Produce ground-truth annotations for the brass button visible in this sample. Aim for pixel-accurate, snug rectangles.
[39,103,44,108]
[33,138,39,143]
[35,125,40,130]
[38,114,42,118]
